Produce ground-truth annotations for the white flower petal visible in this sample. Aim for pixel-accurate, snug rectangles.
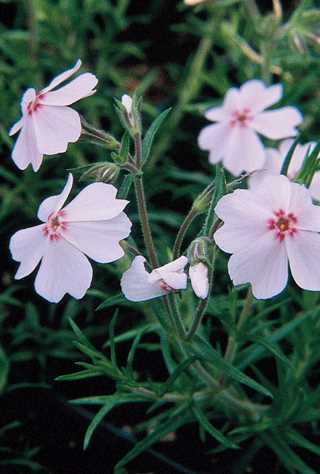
[309,172,320,201]
[228,233,288,299]
[21,88,36,114]
[40,59,82,94]
[121,256,166,302]
[121,94,132,114]
[253,175,292,214]
[239,81,282,112]
[37,173,74,222]
[63,183,128,222]
[289,182,320,232]
[248,148,282,189]
[189,262,209,299]
[286,231,320,291]
[62,212,132,263]
[34,237,92,303]
[198,123,231,166]
[252,107,303,140]
[9,117,24,136]
[41,73,98,106]
[33,105,81,154]
[223,127,266,176]
[11,116,43,171]
[9,224,47,279]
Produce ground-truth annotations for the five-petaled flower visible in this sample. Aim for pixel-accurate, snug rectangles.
[9,59,98,172]
[214,175,320,299]
[10,174,131,303]
[198,80,303,176]
[121,256,188,302]
[249,139,320,200]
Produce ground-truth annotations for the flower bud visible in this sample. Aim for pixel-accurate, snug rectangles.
[115,94,142,137]
[80,162,120,184]
[192,184,214,214]
[187,236,212,266]
[189,262,209,299]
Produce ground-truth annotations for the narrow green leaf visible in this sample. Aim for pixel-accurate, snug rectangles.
[192,404,238,449]
[142,108,172,163]
[55,369,102,382]
[96,293,126,311]
[280,137,300,176]
[192,336,273,398]
[159,356,199,396]
[109,310,119,368]
[116,403,188,469]
[118,173,133,199]
[287,429,320,456]
[83,401,116,449]
[247,336,292,367]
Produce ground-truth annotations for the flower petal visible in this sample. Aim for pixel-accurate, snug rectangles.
[9,224,46,279]
[189,262,209,299]
[9,117,24,136]
[37,173,73,222]
[309,172,320,201]
[62,212,132,263]
[252,107,303,140]
[40,59,82,94]
[289,182,320,232]
[215,188,270,225]
[286,231,320,291]
[40,73,98,106]
[223,127,266,176]
[198,123,230,164]
[228,233,288,299]
[121,256,166,302]
[21,88,36,114]
[239,80,282,112]
[34,237,92,303]
[33,105,81,154]
[63,183,128,222]
[11,117,43,171]
[248,148,282,189]
[121,94,132,114]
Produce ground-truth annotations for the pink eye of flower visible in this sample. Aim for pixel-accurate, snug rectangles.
[159,280,174,293]
[26,94,45,115]
[268,209,298,241]
[43,210,67,241]
[230,107,253,128]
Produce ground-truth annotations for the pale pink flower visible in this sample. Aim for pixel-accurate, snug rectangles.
[249,140,320,200]
[10,174,131,303]
[121,256,188,302]
[9,59,98,172]
[198,80,303,176]
[189,262,209,299]
[214,175,320,299]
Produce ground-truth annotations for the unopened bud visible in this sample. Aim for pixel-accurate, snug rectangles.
[187,237,212,267]
[115,94,142,137]
[189,262,209,299]
[193,184,214,214]
[80,162,120,184]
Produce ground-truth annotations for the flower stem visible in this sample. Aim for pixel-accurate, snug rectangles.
[172,207,199,260]
[224,288,254,364]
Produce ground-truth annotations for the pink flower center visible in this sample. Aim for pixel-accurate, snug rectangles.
[26,93,45,115]
[159,280,174,293]
[230,108,253,127]
[43,210,67,241]
[268,209,298,242]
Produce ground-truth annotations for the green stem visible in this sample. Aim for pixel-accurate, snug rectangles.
[134,175,159,269]
[172,207,199,260]
[168,294,186,339]
[224,288,254,364]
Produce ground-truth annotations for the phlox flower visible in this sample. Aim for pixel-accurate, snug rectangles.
[214,175,320,299]
[121,256,188,302]
[249,139,320,200]
[198,80,303,176]
[10,174,131,303]
[9,59,98,172]
[189,262,209,299]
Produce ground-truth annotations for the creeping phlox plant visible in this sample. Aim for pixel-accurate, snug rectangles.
[8,60,320,471]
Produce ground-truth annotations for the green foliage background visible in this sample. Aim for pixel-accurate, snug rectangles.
[1,0,320,472]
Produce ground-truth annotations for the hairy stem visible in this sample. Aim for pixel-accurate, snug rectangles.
[172,207,199,260]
